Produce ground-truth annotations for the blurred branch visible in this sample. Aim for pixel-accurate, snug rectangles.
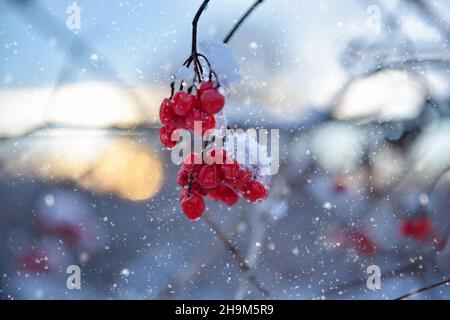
[407,0,450,40]
[203,213,269,297]
[6,0,146,123]
[395,278,450,300]
[155,241,221,299]
[155,217,244,299]
[223,0,265,43]
[235,210,267,299]
[324,261,423,298]
[7,0,117,80]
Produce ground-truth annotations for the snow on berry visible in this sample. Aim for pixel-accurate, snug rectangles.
[224,130,273,185]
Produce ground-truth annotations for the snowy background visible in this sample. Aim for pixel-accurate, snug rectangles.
[1,0,450,299]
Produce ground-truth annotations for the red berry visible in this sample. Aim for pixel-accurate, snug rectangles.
[209,185,239,206]
[177,170,189,187]
[181,193,205,221]
[182,153,202,172]
[226,169,252,192]
[186,109,216,134]
[173,92,198,116]
[159,98,176,125]
[159,125,178,149]
[243,181,267,203]
[197,81,215,96]
[400,216,432,241]
[205,148,228,165]
[190,181,209,196]
[173,115,187,129]
[198,165,221,189]
[200,89,225,114]
[222,162,240,180]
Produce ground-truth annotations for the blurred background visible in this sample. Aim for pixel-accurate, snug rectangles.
[1,0,450,300]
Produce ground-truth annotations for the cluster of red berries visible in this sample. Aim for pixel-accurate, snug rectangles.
[177,149,268,221]
[159,81,225,148]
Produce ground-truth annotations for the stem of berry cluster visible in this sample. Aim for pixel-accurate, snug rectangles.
[192,0,210,56]
[187,0,210,81]
[223,0,265,44]
[184,0,264,82]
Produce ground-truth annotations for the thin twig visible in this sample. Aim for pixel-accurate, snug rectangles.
[192,0,210,55]
[189,0,210,80]
[395,278,450,300]
[235,210,267,299]
[223,0,265,44]
[203,213,269,297]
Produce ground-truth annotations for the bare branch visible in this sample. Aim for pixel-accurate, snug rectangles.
[203,213,269,297]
